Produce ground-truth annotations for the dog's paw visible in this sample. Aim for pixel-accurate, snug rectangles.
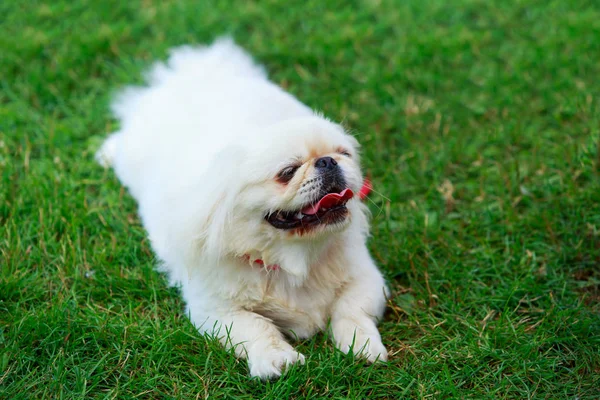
[248,342,305,379]
[332,318,388,363]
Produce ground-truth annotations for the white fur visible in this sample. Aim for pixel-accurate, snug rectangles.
[97,37,388,379]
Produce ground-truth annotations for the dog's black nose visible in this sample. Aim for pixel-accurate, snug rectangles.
[315,156,337,170]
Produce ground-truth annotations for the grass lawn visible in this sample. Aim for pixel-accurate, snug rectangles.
[2,0,600,398]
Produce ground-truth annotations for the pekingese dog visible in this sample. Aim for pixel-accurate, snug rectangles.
[97,38,388,379]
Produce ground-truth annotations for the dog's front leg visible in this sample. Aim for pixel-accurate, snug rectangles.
[330,244,388,362]
[189,306,305,379]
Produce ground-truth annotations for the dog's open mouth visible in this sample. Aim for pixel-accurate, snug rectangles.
[266,188,354,230]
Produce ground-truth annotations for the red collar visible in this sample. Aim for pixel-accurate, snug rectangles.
[358,178,372,200]
[241,254,280,271]
[244,179,372,270]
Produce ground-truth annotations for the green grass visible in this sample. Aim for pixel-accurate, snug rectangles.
[2,0,600,398]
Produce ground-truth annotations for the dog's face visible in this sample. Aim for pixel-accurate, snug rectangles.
[233,117,364,240]
[265,150,354,232]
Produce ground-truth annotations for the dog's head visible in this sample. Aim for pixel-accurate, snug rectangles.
[198,116,366,278]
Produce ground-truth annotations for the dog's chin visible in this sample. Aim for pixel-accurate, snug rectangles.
[266,205,350,233]
[264,190,353,236]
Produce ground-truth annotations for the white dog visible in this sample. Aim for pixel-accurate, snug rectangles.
[97,38,388,379]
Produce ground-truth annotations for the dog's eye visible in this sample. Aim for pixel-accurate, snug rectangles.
[339,149,352,157]
[277,165,299,183]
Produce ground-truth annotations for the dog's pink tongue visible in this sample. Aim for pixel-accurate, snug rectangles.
[302,188,354,215]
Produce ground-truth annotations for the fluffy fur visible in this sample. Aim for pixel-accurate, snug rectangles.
[97,38,388,379]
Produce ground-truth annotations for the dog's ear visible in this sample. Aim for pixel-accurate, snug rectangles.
[142,145,246,270]
[195,145,247,261]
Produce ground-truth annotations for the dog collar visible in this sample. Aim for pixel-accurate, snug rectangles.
[241,254,280,271]
[243,179,372,270]
[358,178,372,200]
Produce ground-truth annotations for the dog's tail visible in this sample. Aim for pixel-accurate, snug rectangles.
[96,37,261,169]
[145,36,267,86]
[95,133,120,168]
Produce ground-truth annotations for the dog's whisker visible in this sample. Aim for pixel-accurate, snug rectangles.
[364,195,385,219]
[366,187,391,202]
